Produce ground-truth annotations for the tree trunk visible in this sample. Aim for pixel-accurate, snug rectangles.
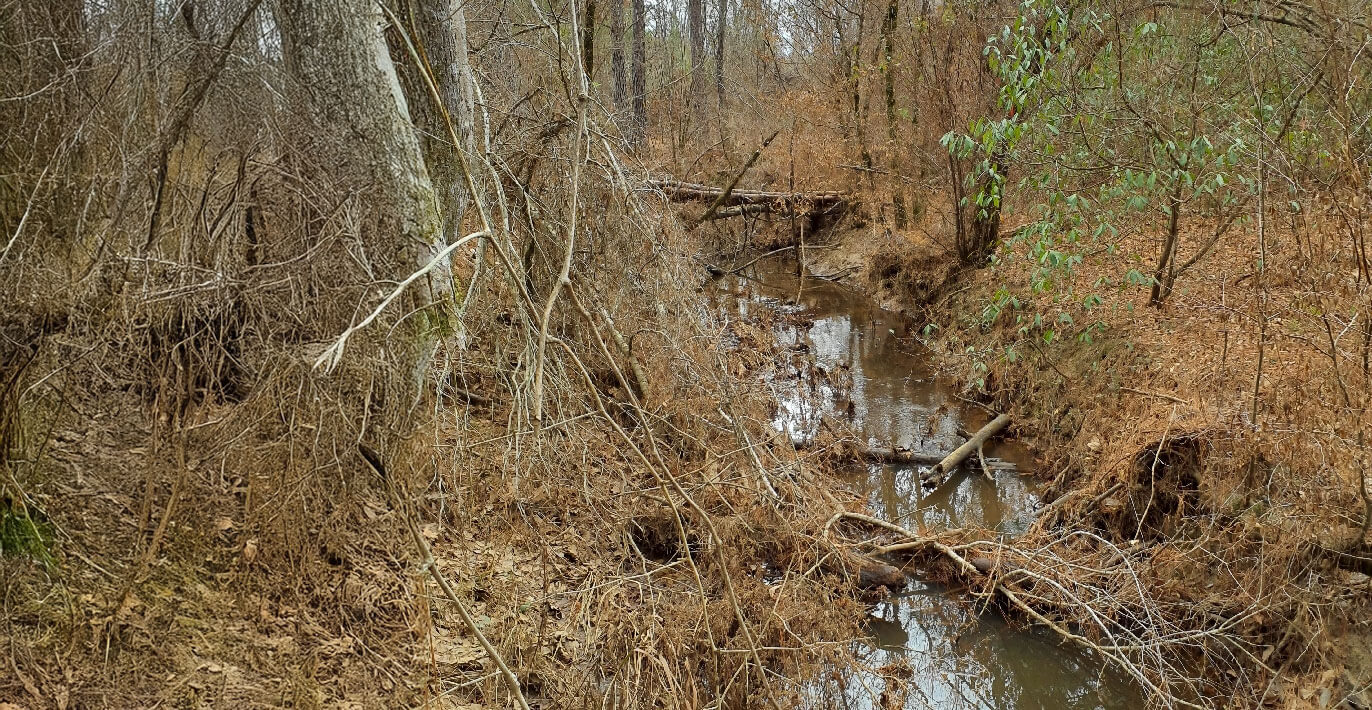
[611,0,627,111]
[881,0,905,228]
[630,0,647,144]
[582,0,596,80]
[967,174,1002,265]
[688,0,706,114]
[714,0,726,108]
[402,0,475,249]
[843,11,871,181]
[276,0,448,370]
[1150,186,1183,306]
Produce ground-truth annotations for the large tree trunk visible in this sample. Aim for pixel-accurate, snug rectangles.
[631,0,647,144]
[688,0,706,114]
[611,0,628,111]
[276,0,449,371]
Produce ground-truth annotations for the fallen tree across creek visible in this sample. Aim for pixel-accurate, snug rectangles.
[921,412,1011,486]
[647,178,851,221]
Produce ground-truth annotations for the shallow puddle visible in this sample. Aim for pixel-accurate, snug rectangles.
[712,258,1141,710]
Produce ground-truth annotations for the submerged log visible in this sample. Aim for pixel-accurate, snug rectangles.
[857,560,907,590]
[832,550,907,592]
[921,413,1011,485]
[861,446,945,465]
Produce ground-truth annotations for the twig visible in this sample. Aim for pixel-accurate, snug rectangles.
[976,444,992,480]
[1119,386,1188,405]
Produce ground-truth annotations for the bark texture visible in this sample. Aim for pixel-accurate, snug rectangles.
[688,0,706,112]
[581,0,597,79]
[404,0,476,249]
[276,0,447,310]
[714,0,726,108]
[611,0,627,110]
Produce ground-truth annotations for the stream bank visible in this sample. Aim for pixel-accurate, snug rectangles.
[712,257,1142,709]
[789,216,1372,708]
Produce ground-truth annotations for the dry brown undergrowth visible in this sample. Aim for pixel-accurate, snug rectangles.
[0,170,898,708]
[856,206,1372,708]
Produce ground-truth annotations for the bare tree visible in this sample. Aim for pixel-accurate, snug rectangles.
[631,0,647,143]
[881,0,905,227]
[688,0,706,113]
[611,0,628,111]
[714,0,726,108]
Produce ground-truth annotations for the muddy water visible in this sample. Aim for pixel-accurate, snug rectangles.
[713,259,1139,710]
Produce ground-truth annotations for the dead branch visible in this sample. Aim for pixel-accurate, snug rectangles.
[922,413,1010,485]
[693,129,779,225]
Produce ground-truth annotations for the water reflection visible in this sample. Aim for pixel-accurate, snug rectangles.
[837,584,1138,709]
[712,260,1140,710]
[714,262,1040,533]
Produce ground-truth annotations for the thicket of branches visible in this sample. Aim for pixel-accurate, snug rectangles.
[3,0,1371,707]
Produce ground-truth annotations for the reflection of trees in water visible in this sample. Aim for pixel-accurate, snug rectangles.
[734,270,1134,710]
[858,462,1039,534]
[816,589,1137,710]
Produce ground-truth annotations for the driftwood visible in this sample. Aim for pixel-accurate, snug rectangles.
[921,413,1011,485]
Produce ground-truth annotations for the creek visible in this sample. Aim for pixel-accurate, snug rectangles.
[713,257,1141,710]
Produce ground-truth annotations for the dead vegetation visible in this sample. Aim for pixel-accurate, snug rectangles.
[860,213,1372,706]
[0,3,948,707]
[4,0,1371,707]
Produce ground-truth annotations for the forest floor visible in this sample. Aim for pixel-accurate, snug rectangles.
[1,201,892,709]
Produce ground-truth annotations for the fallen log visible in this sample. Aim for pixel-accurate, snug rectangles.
[708,204,774,220]
[648,179,849,206]
[824,544,907,593]
[694,130,779,225]
[921,413,1011,485]
[856,559,907,591]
